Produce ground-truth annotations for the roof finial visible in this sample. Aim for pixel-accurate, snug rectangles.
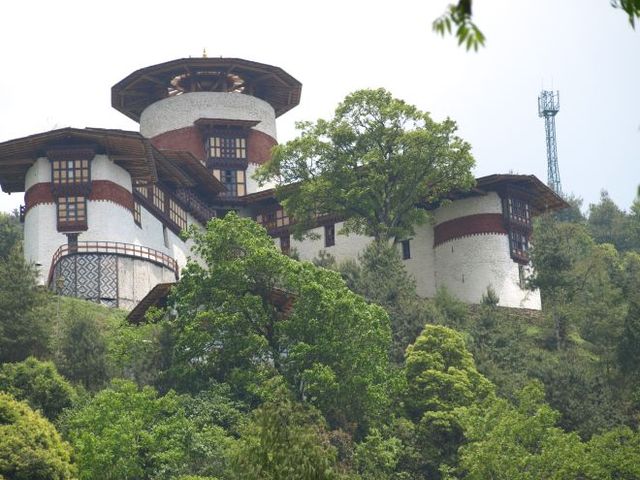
[202,48,208,58]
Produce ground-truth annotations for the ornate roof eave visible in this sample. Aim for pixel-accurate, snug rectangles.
[0,127,224,195]
[112,57,302,122]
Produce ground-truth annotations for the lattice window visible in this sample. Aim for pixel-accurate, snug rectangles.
[152,185,165,211]
[133,201,142,227]
[256,208,290,231]
[212,168,246,197]
[52,159,90,185]
[134,182,150,199]
[506,197,531,226]
[169,198,188,231]
[57,196,87,230]
[509,229,529,262]
[209,136,247,160]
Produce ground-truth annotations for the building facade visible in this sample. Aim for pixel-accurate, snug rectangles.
[0,57,565,311]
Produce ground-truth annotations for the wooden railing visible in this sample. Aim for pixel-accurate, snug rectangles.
[48,241,179,284]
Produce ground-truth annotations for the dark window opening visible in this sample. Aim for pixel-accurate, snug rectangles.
[509,229,529,262]
[401,239,411,260]
[212,168,246,197]
[324,224,335,247]
[280,235,291,255]
[133,201,142,227]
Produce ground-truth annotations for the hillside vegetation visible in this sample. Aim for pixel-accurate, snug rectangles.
[1,190,639,479]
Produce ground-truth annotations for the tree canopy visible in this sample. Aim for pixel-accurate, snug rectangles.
[0,392,76,480]
[256,88,475,243]
[171,213,393,434]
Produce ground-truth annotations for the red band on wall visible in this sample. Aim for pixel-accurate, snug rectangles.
[25,180,134,214]
[150,126,277,165]
[434,213,507,247]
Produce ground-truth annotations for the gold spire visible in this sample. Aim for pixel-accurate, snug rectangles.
[202,48,208,58]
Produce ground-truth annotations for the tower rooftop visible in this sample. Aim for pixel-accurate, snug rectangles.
[111,57,302,122]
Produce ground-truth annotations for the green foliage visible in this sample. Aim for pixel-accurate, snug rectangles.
[171,213,392,434]
[231,379,339,479]
[61,379,236,480]
[257,88,475,243]
[338,241,436,364]
[456,381,586,479]
[55,307,108,391]
[457,381,640,479]
[432,0,485,51]
[0,246,49,363]
[0,357,77,422]
[588,190,635,252]
[0,392,76,480]
[353,428,402,480]
[433,0,640,50]
[403,324,493,478]
[0,211,22,260]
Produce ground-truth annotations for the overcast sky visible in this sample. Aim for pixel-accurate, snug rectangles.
[1,0,638,214]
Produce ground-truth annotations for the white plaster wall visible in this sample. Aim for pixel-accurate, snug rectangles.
[434,192,503,224]
[434,234,541,309]
[291,222,372,265]
[92,155,132,188]
[25,157,50,190]
[403,223,437,298]
[140,92,277,140]
[117,257,177,311]
[23,203,67,284]
[245,163,275,194]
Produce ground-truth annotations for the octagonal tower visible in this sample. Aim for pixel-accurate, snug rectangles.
[112,57,302,197]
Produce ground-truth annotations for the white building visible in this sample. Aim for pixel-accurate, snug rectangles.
[0,57,565,314]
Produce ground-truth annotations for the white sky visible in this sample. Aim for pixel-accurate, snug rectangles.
[1,0,638,214]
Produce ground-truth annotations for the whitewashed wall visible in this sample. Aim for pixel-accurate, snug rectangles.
[23,155,196,288]
[140,92,277,140]
[434,234,541,309]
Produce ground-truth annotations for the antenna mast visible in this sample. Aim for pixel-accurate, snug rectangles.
[537,90,562,195]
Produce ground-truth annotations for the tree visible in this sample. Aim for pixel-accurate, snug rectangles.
[256,88,475,243]
[403,324,494,478]
[0,245,49,363]
[0,392,76,480]
[456,381,640,479]
[338,241,437,363]
[588,190,633,252]
[171,213,392,434]
[231,379,340,480]
[456,381,587,479]
[0,210,22,259]
[56,306,108,391]
[0,357,77,422]
[61,379,236,480]
[433,0,640,50]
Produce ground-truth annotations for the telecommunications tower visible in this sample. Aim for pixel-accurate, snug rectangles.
[538,90,562,195]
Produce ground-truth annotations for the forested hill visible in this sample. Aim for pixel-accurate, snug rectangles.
[1,186,640,480]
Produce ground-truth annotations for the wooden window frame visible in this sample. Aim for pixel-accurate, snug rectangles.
[212,168,246,197]
[208,135,247,160]
[133,201,142,227]
[57,195,88,232]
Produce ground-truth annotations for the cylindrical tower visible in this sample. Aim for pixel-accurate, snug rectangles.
[111,58,302,197]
